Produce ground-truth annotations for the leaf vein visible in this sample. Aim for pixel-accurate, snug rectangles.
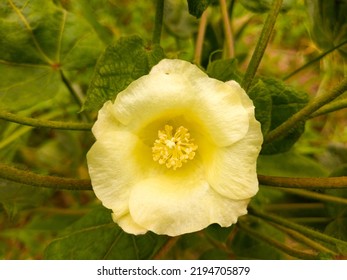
[8,0,53,65]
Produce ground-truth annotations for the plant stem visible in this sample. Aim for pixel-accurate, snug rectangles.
[238,220,317,259]
[0,109,67,149]
[280,188,347,205]
[271,223,337,255]
[241,0,283,92]
[0,111,92,131]
[194,9,208,65]
[60,70,92,122]
[202,231,235,258]
[258,174,347,189]
[310,97,347,118]
[246,214,336,255]
[219,0,234,58]
[60,70,83,107]
[264,202,324,211]
[250,207,347,249]
[153,237,180,260]
[0,162,92,191]
[283,39,347,81]
[289,217,333,224]
[152,0,165,45]
[264,77,347,143]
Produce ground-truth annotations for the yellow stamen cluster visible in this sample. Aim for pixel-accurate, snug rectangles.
[152,125,198,170]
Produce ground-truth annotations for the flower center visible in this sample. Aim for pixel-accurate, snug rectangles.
[152,125,198,170]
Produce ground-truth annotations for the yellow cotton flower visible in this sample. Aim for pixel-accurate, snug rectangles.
[87,59,263,236]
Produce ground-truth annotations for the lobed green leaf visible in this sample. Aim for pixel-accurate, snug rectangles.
[83,35,165,112]
[206,58,242,83]
[44,206,168,260]
[251,77,309,154]
[0,0,103,111]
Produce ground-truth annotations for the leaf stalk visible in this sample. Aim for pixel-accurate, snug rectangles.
[0,162,92,191]
[0,111,92,131]
[152,0,165,45]
[241,0,283,91]
[264,77,347,143]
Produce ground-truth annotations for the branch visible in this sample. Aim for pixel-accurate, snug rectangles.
[60,70,83,107]
[0,111,92,131]
[309,97,347,118]
[280,188,347,205]
[269,222,337,255]
[249,207,347,250]
[0,162,92,191]
[238,220,317,259]
[258,174,347,189]
[152,237,180,260]
[264,77,347,143]
[194,9,209,65]
[283,39,347,81]
[152,0,165,45]
[241,0,283,91]
[219,0,234,58]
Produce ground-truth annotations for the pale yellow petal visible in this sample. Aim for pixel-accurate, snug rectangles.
[128,174,249,236]
[112,213,148,235]
[150,59,208,79]
[91,100,121,139]
[112,59,250,147]
[87,131,145,217]
[190,77,250,146]
[206,83,263,200]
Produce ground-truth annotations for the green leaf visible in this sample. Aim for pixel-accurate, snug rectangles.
[324,167,347,246]
[232,219,285,259]
[0,0,103,111]
[325,218,347,241]
[63,0,113,44]
[187,0,211,18]
[239,0,295,14]
[204,224,234,243]
[20,130,83,176]
[254,151,329,208]
[164,0,198,39]
[324,214,347,255]
[248,79,272,136]
[0,179,51,218]
[199,249,230,260]
[253,77,309,154]
[206,58,242,83]
[306,0,347,58]
[83,35,165,111]
[44,206,168,259]
[257,150,329,177]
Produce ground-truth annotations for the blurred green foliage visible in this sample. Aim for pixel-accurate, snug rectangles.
[0,0,347,260]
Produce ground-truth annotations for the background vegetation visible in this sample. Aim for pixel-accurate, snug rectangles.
[0,0,347,259]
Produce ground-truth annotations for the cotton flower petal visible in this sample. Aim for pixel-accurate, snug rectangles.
[206,82,263,200]
[91,101,120,139]
[128,175,249,236]
[113,59,250,146]
[206,123,262,200]
[87,129,144,217]
[113,213,148,235]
